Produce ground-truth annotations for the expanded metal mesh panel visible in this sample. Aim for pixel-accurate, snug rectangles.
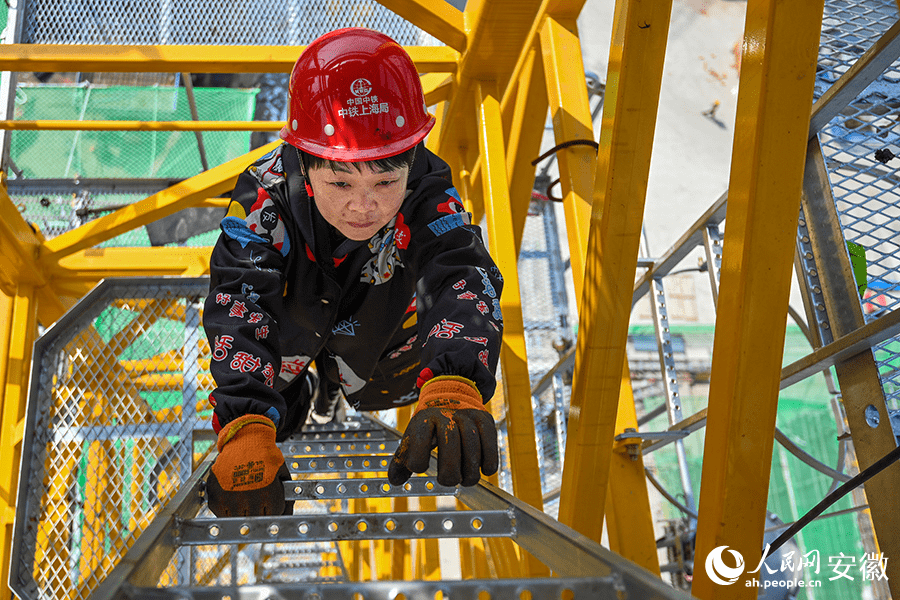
[12,190,154,241]
[816,0,900,409]
[11,278,213,600]
[21,0,439,45]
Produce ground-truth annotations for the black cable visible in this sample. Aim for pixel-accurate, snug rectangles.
[766,442,900,555]
[530,140,601,202]
[666,266,707,277]
[530,139,600,166]
[545,178,563,202]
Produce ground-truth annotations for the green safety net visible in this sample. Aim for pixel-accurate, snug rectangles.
[12,84,258,179]
[11,84,259,247]
[637,324,867,599]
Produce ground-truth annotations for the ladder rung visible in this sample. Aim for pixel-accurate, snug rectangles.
[262,558,338,568]
[300,416,372,431]
[292,429,394,442]
[284,477,457,500]
[179,510,513,545]
[286,454,392,473]
[280,439,399,456]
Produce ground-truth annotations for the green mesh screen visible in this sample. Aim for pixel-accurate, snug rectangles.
[640,324,867,599]
[9,84,258,247]
[12,85,258,179]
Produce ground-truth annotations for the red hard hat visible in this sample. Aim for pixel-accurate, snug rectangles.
[280,28,436,162]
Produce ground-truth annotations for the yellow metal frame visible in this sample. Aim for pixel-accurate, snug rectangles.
[3,0,896,597]
[691,1,826,597]
[557,0,672,554]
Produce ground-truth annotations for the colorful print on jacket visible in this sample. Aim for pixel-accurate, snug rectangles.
[203,144,503,431]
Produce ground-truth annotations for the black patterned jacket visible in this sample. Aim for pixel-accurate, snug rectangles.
[203,143,504,432]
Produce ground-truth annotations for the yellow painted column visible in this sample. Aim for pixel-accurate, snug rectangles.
[556,0,673,546]
[0,285,38,600]
[0,290,14,600]
[478,385,525,579]
[503,43,548,253]
[690,0,825,597]
[605,360,661,575]
[475,80,548,578]
[541,11,660,571]
[539,15,595,281]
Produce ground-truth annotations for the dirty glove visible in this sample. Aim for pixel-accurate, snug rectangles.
[388,376,499,487]
[207,414,294,517]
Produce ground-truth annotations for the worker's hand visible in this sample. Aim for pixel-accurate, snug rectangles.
[206,414,294,517]
[388,376,499,487]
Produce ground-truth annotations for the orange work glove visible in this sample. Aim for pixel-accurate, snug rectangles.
[388,376,499,487]
[206,414,294,517]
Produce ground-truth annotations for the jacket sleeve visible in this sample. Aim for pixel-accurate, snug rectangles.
[204,167,293,432]
[406,182,504,402]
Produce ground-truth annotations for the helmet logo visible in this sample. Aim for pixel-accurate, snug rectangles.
[351,79,372,97]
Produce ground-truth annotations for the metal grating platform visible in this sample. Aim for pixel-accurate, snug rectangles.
[816,0,900,408]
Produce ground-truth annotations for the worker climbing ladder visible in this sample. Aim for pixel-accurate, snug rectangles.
[10,277,690,600]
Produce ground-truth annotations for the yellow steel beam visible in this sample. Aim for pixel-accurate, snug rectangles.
[0,284,38,600]
[557,0,673,544]
[0,292,12,600]
[0,180,73,325]
[51,247,212,279]
[462,0,546,85]
[0,120,282,131]
[378,0,467,51]
[690,0,825,596]
[0,184,46,293]
[604,360,660,575]
[415,496,442,579]
[503,43,548,253]
[390,406,413,580]
[474,81,547,577]
[540,13,657,569]
[40,140,279,263]
[466,1,590,197]
[539,16,594,280]
[441,0,589,160]
[0,45,458,74]
[34,285,72,329]
[435,0,544,166]
[422,74,454,106]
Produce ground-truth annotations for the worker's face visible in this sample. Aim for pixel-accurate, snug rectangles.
[308,163,409,241]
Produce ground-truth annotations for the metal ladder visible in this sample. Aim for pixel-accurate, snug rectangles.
[85,413,690,599]
[8,277,691,600]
